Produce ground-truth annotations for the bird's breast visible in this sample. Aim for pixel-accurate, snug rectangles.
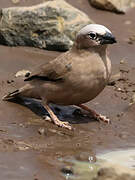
[62,55,111,104]
[68,56,110,89]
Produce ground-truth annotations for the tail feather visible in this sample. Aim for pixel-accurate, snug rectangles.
[2,84,40,101]
[2,90,20,101]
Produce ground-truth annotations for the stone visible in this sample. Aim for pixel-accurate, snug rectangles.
[129,93,135,105]
[89,0,135,14]
[38,127,45,135]
[108,73,121,86]
[93,163,135,180]
[15,69,31,77]
[61,166,74,176]
[0,0,93,51]
[129,34,135,44]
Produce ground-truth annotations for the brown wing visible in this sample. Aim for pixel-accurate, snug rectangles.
[24,51,72,82]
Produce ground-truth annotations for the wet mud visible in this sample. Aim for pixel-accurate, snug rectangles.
[0,0,135,179]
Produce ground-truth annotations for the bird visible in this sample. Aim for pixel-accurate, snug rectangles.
[2,24,116,130]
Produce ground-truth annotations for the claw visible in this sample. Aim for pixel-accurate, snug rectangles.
[77,104,111,124]
[98,114,110,124]
[42,103,72,130]
[54,119,72,130]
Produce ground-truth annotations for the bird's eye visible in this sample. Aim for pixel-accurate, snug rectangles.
[88,32,97,40]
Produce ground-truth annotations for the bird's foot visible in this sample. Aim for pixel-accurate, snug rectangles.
[53,117,72,130]
[93,114,110,124]
[77,104,110,124]
[42,103,72,130]
[43,115,72,130]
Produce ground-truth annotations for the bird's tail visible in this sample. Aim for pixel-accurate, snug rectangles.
[2,89,20,101]
[2,84,40,101]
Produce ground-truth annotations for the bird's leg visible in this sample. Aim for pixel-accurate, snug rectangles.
[77,104,110,123]
[42,102,72,130]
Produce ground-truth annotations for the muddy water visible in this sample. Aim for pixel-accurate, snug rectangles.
[0,0,135,180]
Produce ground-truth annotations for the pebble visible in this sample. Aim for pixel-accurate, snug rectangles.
[61,166,74,176]
[43,115,51,121]
[129,93,135,105]
[18,146,29,151]
[38,127,45,135]
[120,60,125,64]
[116,112,124,118]
[15,69,31,78]
[121,96,128,100]
[7,80,14,84]
[116,87,125,93]
[124,20,131,25]
[108,73,121,86]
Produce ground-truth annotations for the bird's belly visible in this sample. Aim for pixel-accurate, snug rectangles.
[66,78,106,105]
[66,68,107,104]
[44,74,107,105]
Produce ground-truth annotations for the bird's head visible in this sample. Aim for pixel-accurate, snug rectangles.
[76,24,116,49]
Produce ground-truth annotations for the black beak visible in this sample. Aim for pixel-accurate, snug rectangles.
[100,32,117,45]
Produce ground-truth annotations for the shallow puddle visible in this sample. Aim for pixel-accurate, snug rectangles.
[61,149,135,180]
[61,158,100,180]
[97,149,135,169]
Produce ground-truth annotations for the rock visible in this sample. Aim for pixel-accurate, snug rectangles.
[120,59,125,64]
[38,127,45,135]
[129,93,135,105]
[108,72,125,86]
[61,166,74,176]
[124,20,132,25]
[15,69,31,77]
[93,163,135,180]
[128,34,135,44]
[0,0,93,51]
[89,0,135,14]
